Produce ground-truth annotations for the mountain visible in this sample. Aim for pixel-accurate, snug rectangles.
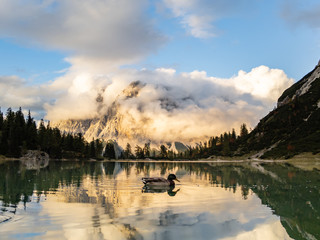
[166,142,188,153]
[53,81,188,153]
[53,81,145,145]
[53,62,320,159]
[242,61,320,158]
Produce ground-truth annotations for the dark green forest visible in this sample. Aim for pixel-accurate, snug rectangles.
[0,107,103,159]
[1,103,318,160]
[0,107,251,160]
[115,123,250,160]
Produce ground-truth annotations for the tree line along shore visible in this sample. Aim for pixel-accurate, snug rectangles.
[0,107,253,161]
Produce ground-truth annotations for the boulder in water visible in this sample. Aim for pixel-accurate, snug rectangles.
[20,150,49,170]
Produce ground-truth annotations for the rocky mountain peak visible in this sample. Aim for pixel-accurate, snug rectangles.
[122,80,145,99]
[244,61,320,158]
[277,62,320,107]
[52,80,175,148]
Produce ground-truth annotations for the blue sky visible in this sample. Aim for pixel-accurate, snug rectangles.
[0,0,319,139]
[143,0,320,79]
[0,39,68,84]
[0,0,319,83]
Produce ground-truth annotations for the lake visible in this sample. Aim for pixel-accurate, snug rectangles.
[0,160,319,240]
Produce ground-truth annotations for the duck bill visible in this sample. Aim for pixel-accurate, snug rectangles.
[175,178,180,182]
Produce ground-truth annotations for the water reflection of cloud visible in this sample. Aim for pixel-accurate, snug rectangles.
[0,163,293,240]
[119,203,292,240]
[50,166,292,239]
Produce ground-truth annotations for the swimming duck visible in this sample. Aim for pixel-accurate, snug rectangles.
[142,174,180,186]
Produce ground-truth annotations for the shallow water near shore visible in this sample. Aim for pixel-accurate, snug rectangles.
[0,160,319,240]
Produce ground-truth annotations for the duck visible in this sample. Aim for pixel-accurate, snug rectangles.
[142,174,180,186]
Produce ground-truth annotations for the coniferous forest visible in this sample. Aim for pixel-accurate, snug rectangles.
[1,105,319,160]
[1,107,251,160]
[91,124,251,160]
[0,108,103,159]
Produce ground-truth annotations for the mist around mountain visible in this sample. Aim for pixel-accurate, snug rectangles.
[0,62,319,160]
[52,61,320,160]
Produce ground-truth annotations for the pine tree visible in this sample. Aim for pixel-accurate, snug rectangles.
[230,128,237,151]
[74,133,85,154]
[5,108,16,156]
[26,110,37,150]
[90,140,96,158]
[38,119,47,152]
[0,108,3,131]
[231,128,237,141]
[50,128,62,158]
[95,139,103,158]
[160,145,167,158]
[135,145,144,159]
[0,108,4,155]
[143,143,150,158]
[84,142,90,158]
[222,138,231,156]
[11,107,25,156]
[63,133,74,151]
[103,141,115,159]
[124,143,133,159]
[240,123,249,138]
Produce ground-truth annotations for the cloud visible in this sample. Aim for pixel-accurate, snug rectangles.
[0,0,294,143]
[162,0,249,38]
[0,0,165,65]
[281,1,320,29]
[44,65,293,143]
[0,75,57,117]
[213,66,293,105]
[31,167,292,240]
[0,64,293,143]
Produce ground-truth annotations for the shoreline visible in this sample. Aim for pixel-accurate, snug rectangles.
[1,152,319,165]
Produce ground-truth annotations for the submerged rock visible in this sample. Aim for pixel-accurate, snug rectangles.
[20,150,49,170]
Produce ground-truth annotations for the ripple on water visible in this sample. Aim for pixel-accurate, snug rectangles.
[1,161,316,239]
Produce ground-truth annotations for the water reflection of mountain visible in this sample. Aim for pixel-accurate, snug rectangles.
[0,160,319,239]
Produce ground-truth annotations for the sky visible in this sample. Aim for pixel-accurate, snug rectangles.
[0,0,319,141]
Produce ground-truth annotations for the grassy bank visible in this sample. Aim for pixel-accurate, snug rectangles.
[285,153,320,171]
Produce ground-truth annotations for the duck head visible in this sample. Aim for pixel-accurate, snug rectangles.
[167,174,180,182]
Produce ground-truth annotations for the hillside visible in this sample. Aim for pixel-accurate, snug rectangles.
[241,62,320,158]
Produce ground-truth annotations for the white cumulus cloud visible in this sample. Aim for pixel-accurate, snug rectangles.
[0,75,57,118]
[0,0,295,144]
[0,0,165,65]
[43,65,293,143]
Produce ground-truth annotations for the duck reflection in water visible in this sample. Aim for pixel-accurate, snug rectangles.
[142,185,180,196]
[142,174,180,196]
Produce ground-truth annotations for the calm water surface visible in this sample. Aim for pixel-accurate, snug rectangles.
[0,160,319,240]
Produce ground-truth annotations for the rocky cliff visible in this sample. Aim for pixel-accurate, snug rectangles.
[242,61,320,158]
